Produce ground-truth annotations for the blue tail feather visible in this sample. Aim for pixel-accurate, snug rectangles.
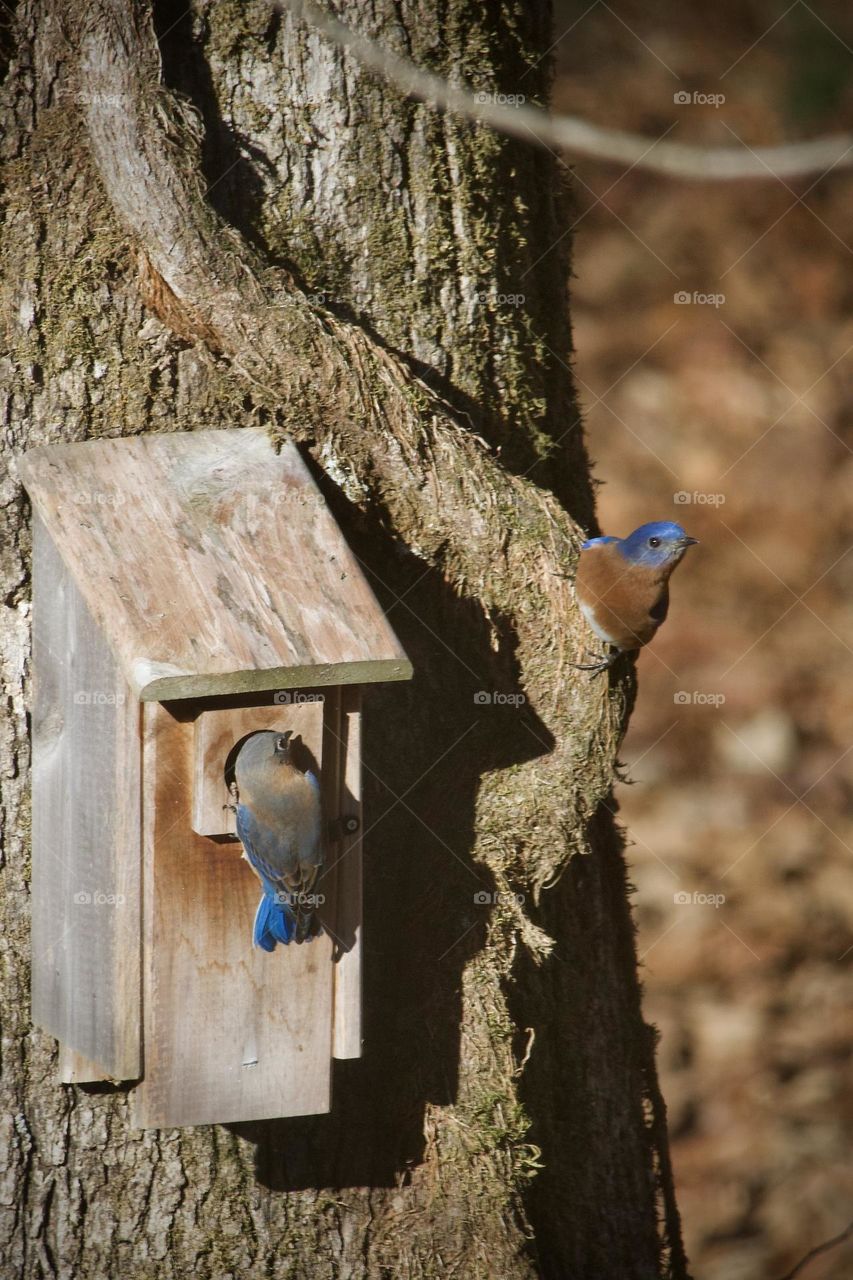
[253,893,297,951]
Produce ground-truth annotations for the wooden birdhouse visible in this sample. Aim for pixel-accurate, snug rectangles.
[18,429,412,1128]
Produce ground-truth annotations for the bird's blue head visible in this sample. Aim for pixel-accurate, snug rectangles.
[616,521,698,568]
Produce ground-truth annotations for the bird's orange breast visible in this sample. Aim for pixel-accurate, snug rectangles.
[575,543,669,652]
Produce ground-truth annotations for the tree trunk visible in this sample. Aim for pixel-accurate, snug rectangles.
[0,1,689,1276]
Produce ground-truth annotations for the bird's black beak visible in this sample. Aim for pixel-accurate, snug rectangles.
[681,536,699,547]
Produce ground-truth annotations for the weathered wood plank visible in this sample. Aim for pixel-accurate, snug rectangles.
[132,701,333,1128]
[331,685,363,1059]
[31,516,141,1081]
[18,431,412,701]
[192,699,324,837]
[58,1044,112,1085]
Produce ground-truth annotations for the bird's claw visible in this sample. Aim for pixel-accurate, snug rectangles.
[572,646,619,675]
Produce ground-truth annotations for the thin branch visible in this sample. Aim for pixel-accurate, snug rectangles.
[776,1220,853,1280]
[279,0,853,182]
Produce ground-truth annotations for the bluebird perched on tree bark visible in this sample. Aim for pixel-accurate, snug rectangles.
[234,730,323,949]
[574,520,698,674]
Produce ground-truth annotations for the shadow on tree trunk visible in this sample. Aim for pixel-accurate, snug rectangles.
[229,507,551,1189]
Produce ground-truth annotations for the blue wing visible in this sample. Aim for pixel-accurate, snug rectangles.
[236,800,322,949]
[235,804,293,897]
[581,535,620,550]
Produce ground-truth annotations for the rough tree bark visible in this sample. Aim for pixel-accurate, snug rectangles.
[0,1,690,1277]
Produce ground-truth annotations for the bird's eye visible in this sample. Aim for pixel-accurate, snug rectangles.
[649,537,661,548]
[275,736,289,751]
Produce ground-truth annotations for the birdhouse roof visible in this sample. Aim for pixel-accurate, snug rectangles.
[19,430,412,700]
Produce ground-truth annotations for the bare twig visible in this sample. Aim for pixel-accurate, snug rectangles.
[279,0,853,182]
[775,1220,853,1280]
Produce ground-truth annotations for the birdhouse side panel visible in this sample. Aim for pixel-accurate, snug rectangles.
[328,685,362,1059]
[31,517,142,1080]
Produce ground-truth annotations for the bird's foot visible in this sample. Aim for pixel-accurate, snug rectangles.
[572,646,619,675]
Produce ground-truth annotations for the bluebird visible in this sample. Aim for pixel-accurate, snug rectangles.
[574,520,698,674]
[233,730,323,949]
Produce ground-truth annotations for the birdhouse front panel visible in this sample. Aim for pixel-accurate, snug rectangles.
[131,698,337,1129]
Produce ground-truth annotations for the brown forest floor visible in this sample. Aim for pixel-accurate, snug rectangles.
[552,2,853,1278]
